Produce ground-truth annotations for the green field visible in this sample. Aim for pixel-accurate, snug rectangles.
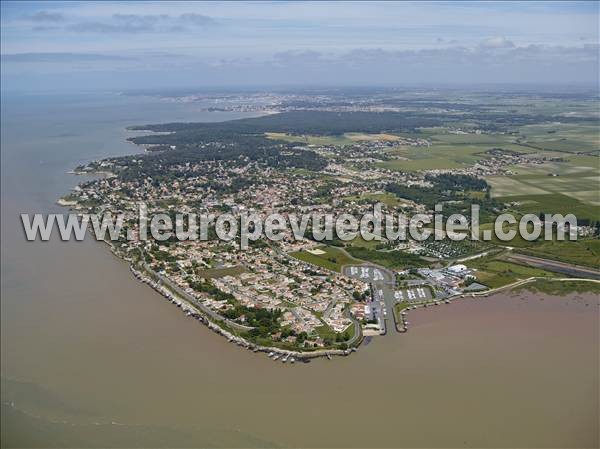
[498,193,599,221]
[489,168,599,198]
[267,131,412,146]
[346,235,382,250]
[266,132,360,146]
[196,265,247,278]
[497,122,598,217]
[378,121,599,174]
[345,246,426,270]
[345,132,403,142]
[507,155,599,177]
[269,124,599,180]
[514,279,600,296]
[478,220,600,268]
[487,176,548,197]
[378,133,528,172]
[516,239,600,269]
[343,192,408,209]
[380,143,491,171]
[289,246,363,272]
[427,133,515,145]
[315,321,354,342]
[486,152,600,220]
[466,257,556,289]
[270,124,599,226]
[515,123,600,154]
[378,156,463,171]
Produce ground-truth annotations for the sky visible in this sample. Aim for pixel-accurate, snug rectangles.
[1,1,599,91]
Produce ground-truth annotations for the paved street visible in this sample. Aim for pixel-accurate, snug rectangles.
[343,264,400,334]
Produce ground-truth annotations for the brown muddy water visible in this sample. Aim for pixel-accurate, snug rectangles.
[1,93,599,448]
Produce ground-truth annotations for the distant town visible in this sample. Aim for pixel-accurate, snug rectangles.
[62,88,600,361]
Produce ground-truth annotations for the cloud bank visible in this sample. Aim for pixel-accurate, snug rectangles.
[1,1,597,90]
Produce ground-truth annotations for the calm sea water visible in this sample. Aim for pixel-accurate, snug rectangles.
[1,92,598,448]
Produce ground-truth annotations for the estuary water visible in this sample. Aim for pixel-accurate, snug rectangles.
[1,92,598,448]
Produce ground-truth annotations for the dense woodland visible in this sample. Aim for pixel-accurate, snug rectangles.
[127,111,446,142]
[128,109,597,144]
[108,110,597,188]
[387,174,499,221]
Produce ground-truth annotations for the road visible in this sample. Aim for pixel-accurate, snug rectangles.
[136,248,254,332]
[274,247,363,347]
[343,264,402,334]
[505,253,600,280]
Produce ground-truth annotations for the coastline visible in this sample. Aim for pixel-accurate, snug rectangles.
[55,122,600,363]
[60,201,600,362]
[95,235,359,361]
[128,261,356,362]
[128,250,600,361]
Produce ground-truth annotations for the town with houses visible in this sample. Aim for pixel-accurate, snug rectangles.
[60,91,600,361]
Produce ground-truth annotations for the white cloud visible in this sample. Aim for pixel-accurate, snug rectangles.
[1,1,598,87]
[481,36,515,49]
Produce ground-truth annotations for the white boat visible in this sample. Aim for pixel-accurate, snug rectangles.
[268,351,274,357]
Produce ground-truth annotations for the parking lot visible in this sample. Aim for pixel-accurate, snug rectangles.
[342,265,394,284]
[394,286,432,302]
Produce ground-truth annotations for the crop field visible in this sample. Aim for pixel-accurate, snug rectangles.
[266,131,411,146]
[565,190,600,205]
[503,193,598,221]
[379,157,461,171]
[507,159,598,177]
[427,133,514,145]
[486,176,548,197]
[488,152,599,220]
[345,132,402,141]
[265,132,355,146]
[517,99,600,117]
[539,175,599,193]
[379,143,497,171]
[379,122,599,173]
[489,174,599,199]
[515,123,600,153]
[489,174,599,219]
[379,132,541,172]
[569,155,600,168]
